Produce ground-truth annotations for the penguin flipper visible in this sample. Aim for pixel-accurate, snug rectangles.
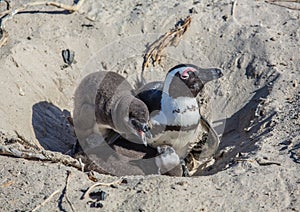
[185,116,220,175]
[136,81,164,114]
[199,116,220,158]
[136,81,163,93]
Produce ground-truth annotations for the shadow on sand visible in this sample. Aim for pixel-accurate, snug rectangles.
[200,74,280,176]
[32,101,76,154]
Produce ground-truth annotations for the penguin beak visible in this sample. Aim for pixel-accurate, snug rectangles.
[131,119,152,146]
[195,68,223,84]
[140,123,152,146]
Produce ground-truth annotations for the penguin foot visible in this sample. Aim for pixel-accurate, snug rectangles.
[155,145,180,175]
[180,159,190,177]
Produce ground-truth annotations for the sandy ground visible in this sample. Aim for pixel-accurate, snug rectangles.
[0,0,299,211]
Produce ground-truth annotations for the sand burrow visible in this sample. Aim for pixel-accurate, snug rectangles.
[1,15,281,177]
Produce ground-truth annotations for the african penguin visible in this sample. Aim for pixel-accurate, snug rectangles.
[136,64,223,170]
[73,71,152,150]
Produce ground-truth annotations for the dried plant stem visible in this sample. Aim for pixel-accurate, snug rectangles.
[1,0,85,18]
[32,189,61,212]
[231,0,237,16]
[82,177,125,199]
[0,0,86,48]
[142,16,192,73]
[0,145,47,160]
[267,0,300,2]
[0,144,83,170]
[0,28,9,48]
[64,171,76,212]
[255,158,281,166]
[265,0,300,10]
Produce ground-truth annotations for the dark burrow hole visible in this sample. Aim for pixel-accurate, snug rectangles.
[32,69,279,177]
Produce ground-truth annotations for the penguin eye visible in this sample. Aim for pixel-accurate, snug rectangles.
[180,67,195,79]
[131,119,139,128]
[180,72,189,80]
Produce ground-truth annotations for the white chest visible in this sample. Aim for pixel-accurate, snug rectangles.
[151,95,200,126]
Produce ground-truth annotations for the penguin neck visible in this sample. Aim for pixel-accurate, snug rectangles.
[162,75,195,99]
[161,77,198,113]
[152,93,200,127]
[152,73,200,126]
[112,94,133,133]
[160,93,198,113]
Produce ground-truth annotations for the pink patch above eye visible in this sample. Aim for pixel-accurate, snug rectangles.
[181,67,196,79]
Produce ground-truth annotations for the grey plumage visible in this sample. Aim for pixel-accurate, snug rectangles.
[73,71,151,148]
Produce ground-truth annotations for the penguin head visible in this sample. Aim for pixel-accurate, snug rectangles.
[128,98,152,146]
[163,64,223,98]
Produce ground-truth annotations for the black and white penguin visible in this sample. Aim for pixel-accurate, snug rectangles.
[136,64,223,165]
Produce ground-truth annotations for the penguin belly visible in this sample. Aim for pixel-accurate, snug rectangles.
[149,127,200,159]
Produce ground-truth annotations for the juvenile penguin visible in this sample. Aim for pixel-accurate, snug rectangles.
[73,71,152,150]
[136,64,223,173]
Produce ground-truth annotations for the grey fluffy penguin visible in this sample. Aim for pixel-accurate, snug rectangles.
[73,71,152,147]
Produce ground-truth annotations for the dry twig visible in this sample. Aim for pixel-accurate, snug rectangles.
[265,0,300,10]
[0,144,83,170]
[64,170,76,212]
[14,130,42,150]
[231,0,237,16]
[142,16,192,73]
[32,189,61,212]
[255,158,281,166]
[0,0,86,48]
[82,177,125,200]
[267,0,300,2]
[234,158,256,163]
[0,28,8,47]
[1,0,85,18]
[0,145,47,160]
